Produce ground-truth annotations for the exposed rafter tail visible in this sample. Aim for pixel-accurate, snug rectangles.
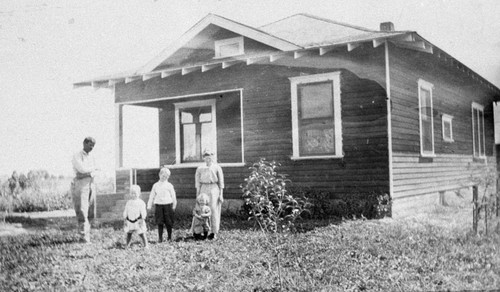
[142,72,161,81]
[201,64,219,72]
[347,43,360,52]
[161,70,179,78]
[125,76,141,83]
[182,66,200,75]
[319,47,334,55]
[373,38,385,48]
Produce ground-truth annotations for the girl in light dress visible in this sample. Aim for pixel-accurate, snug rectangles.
[123,184,148,249]
[192,193,212,240]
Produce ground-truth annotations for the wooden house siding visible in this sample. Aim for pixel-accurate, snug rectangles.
[115,52,390,198]
[393,153,496,198]
[388,45,497,199]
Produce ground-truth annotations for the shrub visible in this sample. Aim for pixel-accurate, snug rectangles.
[288,185,391,219]
[0,170,117,213]
[240,158,309,233]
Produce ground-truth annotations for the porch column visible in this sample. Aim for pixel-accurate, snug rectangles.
[115,104,124,168]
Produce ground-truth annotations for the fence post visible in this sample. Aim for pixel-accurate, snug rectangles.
[485,201,488,236]
[497,178,500,218]
[497,191,499,218]
[473,185,478,235]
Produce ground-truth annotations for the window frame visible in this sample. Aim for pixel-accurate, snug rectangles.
[441,114,454,142]
[289,72,342,160]
[471,102,486,158]
[174,99,217,166]
[214,36,244,58]
[418,79,435,157]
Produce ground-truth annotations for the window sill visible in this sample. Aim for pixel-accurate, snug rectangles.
[419,156,434,163]
[472,156,487,164]
[291,155,343,161]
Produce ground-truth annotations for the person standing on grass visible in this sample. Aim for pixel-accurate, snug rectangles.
[71,136,98,243]
[147,167,177,242]
[194,150,224,240]
[123,185,148,249]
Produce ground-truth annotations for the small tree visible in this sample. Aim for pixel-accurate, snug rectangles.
[241,158,308,233]
[241,158,309,290]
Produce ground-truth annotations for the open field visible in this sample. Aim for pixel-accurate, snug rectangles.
[1,197,499,292]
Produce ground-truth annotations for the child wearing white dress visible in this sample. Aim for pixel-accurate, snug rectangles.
[192,193,212,240]
[123,185,148,249]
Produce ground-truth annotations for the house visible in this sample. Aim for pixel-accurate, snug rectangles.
[75,14,500,217]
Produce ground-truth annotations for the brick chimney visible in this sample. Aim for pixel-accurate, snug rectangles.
[380,22,395,32]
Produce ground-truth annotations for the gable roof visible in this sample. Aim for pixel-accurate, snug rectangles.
[139,13,301,74]
[73,13,499,94]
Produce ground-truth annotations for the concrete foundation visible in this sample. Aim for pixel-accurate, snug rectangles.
[392,187,473,218]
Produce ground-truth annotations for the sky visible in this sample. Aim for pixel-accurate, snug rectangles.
[0,0,499,177]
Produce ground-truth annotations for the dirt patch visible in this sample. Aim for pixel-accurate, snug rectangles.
[0,223,29,236]
[0,209,76,237]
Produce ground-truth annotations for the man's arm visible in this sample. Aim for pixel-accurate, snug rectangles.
[71,152,96,175]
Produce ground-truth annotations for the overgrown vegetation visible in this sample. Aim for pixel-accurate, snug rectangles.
[287,186,391,220]
[1,208,499,291]
[0,170,115,214]
[241,158,309,233]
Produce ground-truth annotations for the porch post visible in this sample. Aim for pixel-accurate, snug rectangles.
[115,104,124,169]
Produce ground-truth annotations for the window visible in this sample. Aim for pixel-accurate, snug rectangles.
[289,72,342,159]
[418,79,435,156]
[174,99,216,163]
[214,37,244,58]
[442,114,454,142]
[169,91,244,166]
[472,102,485,158]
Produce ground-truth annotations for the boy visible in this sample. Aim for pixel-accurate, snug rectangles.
[147,167,177,242]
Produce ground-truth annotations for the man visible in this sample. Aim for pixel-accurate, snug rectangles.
[71,136,98,243]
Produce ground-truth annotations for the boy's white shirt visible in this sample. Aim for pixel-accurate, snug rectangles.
[123,198,147,220]
[147,180,177,209]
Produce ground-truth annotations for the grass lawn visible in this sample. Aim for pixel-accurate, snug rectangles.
[1,203,499,291]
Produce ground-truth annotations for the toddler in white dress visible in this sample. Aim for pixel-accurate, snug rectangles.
[123,185,148,249]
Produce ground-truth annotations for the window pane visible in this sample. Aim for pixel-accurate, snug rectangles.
[473,108,479,156]
[201,123,215,154]
[199,112,212,123]
[299,82,333,119]
[182,124,198,161]
[421,89,432,120]
[420,87,433,153]
[422,120,433,151]
[443,121,451,139]
[479,110,485,156]
[299,120,335,155]
[181,112,193,124]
